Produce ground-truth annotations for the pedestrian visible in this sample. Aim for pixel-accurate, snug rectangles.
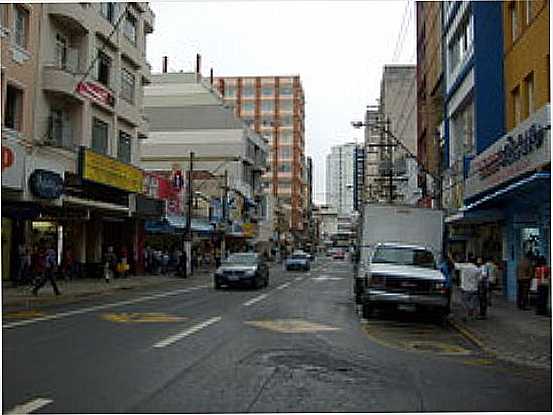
[454,256,480,321]
[161,251,170,275]
[483,257,498,306]
[476,257,488,319]
[534,255,550,315]
[179,249,187,278]
[62,247,75,281]
[15,242,30,287]
[33,243,61,296]
[104,246,117,283]
[517,251,534,310]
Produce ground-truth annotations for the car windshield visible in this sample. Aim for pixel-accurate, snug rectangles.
[372,247,436,269]
[290,255,307,260]
[224,254,257,265]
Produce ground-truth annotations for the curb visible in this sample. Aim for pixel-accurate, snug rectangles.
[2,274,212,311]
[447,318,488,352]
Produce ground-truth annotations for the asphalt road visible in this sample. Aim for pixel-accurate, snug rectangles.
[3,257,551,413]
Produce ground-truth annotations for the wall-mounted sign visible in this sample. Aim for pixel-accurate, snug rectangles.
[133,194,164,218]
[1,138,24,190]
[77,81,114,107]
[79,148,143,193]
[29,169,64,199]
[465,104,551,199]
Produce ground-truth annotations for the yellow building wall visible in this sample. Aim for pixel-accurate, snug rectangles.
[504,0,550,130]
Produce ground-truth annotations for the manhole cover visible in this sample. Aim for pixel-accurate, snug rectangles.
[405,341,471,355]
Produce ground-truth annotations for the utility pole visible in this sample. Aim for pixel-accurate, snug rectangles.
[221,169,228,259]
[184,152,194,276]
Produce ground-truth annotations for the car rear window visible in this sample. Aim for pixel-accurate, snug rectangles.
[372,247,436,269]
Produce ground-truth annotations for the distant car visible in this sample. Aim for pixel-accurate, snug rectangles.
[332,249,346,260]
[285,253,311,271]
[214,253,269,289]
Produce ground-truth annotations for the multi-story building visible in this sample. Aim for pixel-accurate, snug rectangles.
[326,143,357,215]
[214,75,306,237]
[353,144,365,210]
[363,106,385,202]
[1,3,41,281]
[416,1,445,208]
[2,3,157,278]
[142,70,269,253]
[313,204,338,248]
[460,0,550,302]
[441,1,505,264]
[379,65,419,204]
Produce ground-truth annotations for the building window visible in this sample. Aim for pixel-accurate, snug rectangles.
[224,85,235,97]
[123,12,137,44]
[242,85,254,97]
[241,100,254,112]
[512,86,521,126]
[510,3,518,43]
[280,115,293,126]
[278,146,292,159]
[92,118,109,155]
[261,100,273,112]
[4,84,23,131]
[49,109,72,148]
[526,0,534,24]
[280,86,293,95]
[525,72,534,116]
[120,68,135,103]
[55,33,67,69]
[100,2,116,24]
[261,86,273,96]
[96,50,112,87]
[14,5,29,49]
[278,162,292,173]
[279,99,293,111]
[279,131,293,144]
[0,4,8,29]
[118,131,132,163]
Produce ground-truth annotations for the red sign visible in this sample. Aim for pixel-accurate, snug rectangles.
[1,146,14,172]
[77,81,114,107]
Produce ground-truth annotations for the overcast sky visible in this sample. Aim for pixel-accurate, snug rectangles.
[147,0,417,204]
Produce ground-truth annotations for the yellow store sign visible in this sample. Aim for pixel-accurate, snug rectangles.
[80,148,143,193]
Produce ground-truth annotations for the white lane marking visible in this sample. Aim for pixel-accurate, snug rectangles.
[276,282,291,290]
[242,293,269,307]
[311,276,344,281]
[6,398,53,414]
[294,277,303,281]
[3,285,209,330]
[153,316,222,348]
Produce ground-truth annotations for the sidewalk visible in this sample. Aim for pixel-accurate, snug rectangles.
[449,286,552,370]
[1,270,214,311]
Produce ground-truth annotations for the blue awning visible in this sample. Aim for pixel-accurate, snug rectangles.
[462,172,550,212]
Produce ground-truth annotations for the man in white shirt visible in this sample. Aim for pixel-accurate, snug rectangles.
[454,258,480,321]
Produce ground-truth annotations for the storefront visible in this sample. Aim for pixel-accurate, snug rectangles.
[460,104,551,302]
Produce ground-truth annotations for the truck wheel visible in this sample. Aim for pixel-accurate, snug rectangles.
[362,302,374,319]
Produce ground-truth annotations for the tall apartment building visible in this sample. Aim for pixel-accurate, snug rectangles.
[379,65,418,204]
[326,143,357,215]
[2,3,156,277]
[416,1,444,208]
[353,144,365,211]
[214,75,306,235]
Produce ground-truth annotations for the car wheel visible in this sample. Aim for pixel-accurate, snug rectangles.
[361,302,374,319]
[214,280,221,290]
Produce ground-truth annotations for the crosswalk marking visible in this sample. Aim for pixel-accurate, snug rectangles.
[243,294,268,306]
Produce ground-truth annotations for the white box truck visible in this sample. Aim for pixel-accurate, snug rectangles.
[354,204,449,318]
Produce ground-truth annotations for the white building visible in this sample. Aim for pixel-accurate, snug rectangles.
[325,143,357,214]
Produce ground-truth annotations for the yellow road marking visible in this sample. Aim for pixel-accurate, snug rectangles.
[101,312,188,323]
[4,310,46,319]
[245,319,340,333]
[462,358,495,366]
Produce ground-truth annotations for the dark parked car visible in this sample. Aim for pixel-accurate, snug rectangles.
[214,253,269,289]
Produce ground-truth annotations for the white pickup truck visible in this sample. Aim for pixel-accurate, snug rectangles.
[355,204,449,318]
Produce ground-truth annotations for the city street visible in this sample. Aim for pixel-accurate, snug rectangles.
[3,257,551,413]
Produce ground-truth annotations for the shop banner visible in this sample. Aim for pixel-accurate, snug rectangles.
[1,137,24,190]
[465,104,550,199]
[79,147,143,193]
[76,81,114,107]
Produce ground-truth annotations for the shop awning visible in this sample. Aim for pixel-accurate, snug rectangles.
[462,172,550,212]
[445,172,550,225]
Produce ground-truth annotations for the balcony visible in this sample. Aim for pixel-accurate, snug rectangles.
[48,3,89,34]
[141,61,152,85]
[137,113,149,139]
[116,97,141,127]
[120,35,142,68]
[42,65,83,102]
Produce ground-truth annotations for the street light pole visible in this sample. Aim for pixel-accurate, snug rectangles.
[184,151,194,276]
